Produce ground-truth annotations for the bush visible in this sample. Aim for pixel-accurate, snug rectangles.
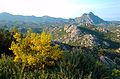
[0,28,119,79]
[0,54,21,79]
[0,48,118,79]
[9,29,63,69]
[0,28,13,56]
[57,48,111,79]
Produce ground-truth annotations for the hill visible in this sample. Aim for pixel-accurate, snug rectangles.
[0,12,120,79]
[0,12,68,23]
[74,12,107,24]
[0,12,120,28]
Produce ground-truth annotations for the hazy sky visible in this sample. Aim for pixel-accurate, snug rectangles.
[0,0,120,20]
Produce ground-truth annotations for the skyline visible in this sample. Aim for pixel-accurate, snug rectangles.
[0,0,120,20]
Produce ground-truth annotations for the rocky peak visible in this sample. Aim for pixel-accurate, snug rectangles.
[75,12,106,25]
[89,12,94,16]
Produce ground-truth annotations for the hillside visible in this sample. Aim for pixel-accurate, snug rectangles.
[0,12,120,78]
[74,12,107,24]
[0,12,68,23]
[0,12,120,29]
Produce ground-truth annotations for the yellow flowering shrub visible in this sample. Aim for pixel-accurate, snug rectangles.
[9,29,63,69]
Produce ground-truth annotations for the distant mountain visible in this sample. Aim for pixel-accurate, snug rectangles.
[0,12,109,25]
[69,12,108,25]
[69,12,120,27]
[0,12,120,28]
[0,12,68,23]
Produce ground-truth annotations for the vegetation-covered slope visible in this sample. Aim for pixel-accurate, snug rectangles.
[0,27,120,79]
[0,12,120,79]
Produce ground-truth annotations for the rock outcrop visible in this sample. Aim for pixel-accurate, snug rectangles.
[80,34,97,48]
[74,12,106,25]
[99,56,116,67]
[116,48,120,53]
[63,25,98,48]
[45,24,111,48]
[64,25,81,38]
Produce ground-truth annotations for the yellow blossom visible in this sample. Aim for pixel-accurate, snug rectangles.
[9,29,64,69]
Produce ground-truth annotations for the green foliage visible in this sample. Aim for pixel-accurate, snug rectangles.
[0,48,119,79]
[98,48,105,56]
[57,48,112,79]
[0,27,120,79]
[104,31,120,43]
[0,54,22,79]
[0,28,13,55]
[112,69,120,78]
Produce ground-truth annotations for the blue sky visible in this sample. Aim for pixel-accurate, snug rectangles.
[0,0,120,20]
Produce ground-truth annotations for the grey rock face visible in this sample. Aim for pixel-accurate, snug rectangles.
[116,48,120,53]
[80,34,97,48]
[74,12,106,25]
[63,25,98,48]
[64,25,81,38]
[100,56,116,67]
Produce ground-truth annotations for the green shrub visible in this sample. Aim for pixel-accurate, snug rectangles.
[0,47,118,79]
[0,28,13,56]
